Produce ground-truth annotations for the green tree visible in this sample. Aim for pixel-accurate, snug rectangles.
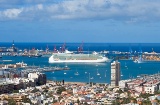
[12,90,19,93]
[77,99,80,104]
[154,90,160,94]
[52,100,57,103]
[8,98,16,105]
[121,98,130,104]
[116,89,123,94]
[56,87,66,94]
[142,98,152,105]
[22,97,31,104]
[139,93,152,98]
[130,97,137,104]
[155,98,160,104]
[31,88,39,93]
[43,89,48,93]
[112,98,121,105]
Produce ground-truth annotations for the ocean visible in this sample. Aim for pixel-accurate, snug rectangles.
[1,43,160,83]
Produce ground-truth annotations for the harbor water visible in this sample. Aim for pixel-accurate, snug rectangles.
[1,43,160,83]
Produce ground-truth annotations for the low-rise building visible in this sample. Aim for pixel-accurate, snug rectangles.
[143,80,160,94]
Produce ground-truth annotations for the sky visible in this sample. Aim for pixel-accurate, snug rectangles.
[0,0,160,43]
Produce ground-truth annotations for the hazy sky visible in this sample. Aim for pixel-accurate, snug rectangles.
[0,0,160,43]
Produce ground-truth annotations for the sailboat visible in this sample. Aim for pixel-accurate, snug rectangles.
[0,53,2,58]
[64,64,68,75]
[64,72,67,75]
[125,62,127,68]
[74,69,79,75]
[137,75,140,78]
[105,70,107,77]
[121,72,123,77]
[137,72,141,78]
[90,77,94,79]
[75,72,79,75]
[97,69,100,76]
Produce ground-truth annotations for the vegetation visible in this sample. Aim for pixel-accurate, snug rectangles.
[22,97,32,104]
[154,90,160,94]
[155,98,160,104]
[112,98,121,105]
[77,99,80,104]
[141,98,152,105]
[31,88,39,93]
[139,93,153,99]
[12,90,19,93]
[8,98,16,105]
[116,89,123,94]
[56,86,66,94]
[43,89,48,93]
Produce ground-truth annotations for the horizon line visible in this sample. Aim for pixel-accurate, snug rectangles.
[0,41,160,44]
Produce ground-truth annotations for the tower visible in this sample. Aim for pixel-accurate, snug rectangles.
[12,40,15,48]
[111,61,120,87]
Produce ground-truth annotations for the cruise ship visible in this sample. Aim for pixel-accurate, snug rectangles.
[49,50,111,63]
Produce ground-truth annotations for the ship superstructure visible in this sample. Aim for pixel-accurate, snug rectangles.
[49,50,110,63]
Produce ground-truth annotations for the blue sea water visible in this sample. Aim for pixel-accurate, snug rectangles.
[1,43,160,83]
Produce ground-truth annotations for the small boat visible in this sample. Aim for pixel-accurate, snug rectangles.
[90,77,94,79]
[97,73,100,76]
[125,62,127,68]
[29,54,42,58]
[74,69,79,75]
[97,69,100,76]
[121,72,123,76]
[137,75,140,78]
[105,70,107,77]
[74,72,79,75]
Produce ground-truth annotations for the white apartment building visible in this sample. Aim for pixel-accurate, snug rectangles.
[111,61,120,87]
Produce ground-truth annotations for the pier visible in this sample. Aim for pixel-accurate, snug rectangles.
[21,66,70,73]
[0,61,70,73]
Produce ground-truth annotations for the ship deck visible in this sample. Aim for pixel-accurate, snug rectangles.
[53,54,104,60]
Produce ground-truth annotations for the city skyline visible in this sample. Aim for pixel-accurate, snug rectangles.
[0,0,160,43]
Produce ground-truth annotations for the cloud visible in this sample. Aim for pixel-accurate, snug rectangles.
[3,8,23,19]
[0,0,160,22]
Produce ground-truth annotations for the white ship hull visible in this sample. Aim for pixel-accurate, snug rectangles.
[49,55,111,63]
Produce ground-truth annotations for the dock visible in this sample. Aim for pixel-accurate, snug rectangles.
[21,66,70,73]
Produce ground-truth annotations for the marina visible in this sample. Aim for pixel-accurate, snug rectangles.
[21,66,70,73]
[1,43,160,83]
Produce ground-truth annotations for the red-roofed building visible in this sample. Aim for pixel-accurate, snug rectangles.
[143,80,160,94]
[127,79,146,89]
[52,102,65,105]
